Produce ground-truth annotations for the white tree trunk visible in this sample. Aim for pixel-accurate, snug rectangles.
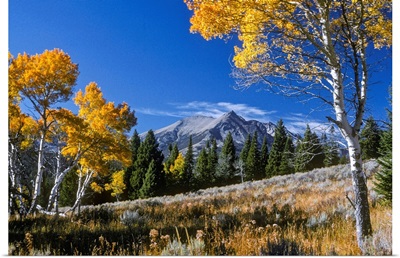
[330,65,372,251]
[46,166,76,211]
[46,144,61,211]
[9,143,18,213]
[47,145,82,211]
[345,135,373,251]
[28,132,46,214]
[65,168,94,215]
[317,2,372,250]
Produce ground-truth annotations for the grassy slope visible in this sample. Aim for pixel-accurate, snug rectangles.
[9,160,392,255]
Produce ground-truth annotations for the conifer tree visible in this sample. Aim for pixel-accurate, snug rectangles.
[374,156,392,205]
[279,136,295,175]
[374,92,392,205]
[207,138,218,184]
[183,136,194,189]
[217,132,237,183]
[130,130,164,199]
[295,125,324,172]
[123,130,141,200]
[360,116,382,160]
[139,160,157,198]
[195,147,210,188]
[294,139,307,172]
[311,132,325,169]
[240,134,252,162]
[321,129,340,167]
[239,134,252,178]
[260,136,269,173]
[245,131,262,181]
[265,119,287,178]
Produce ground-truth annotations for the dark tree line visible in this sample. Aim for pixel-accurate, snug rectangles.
[120,120,340,199]
[58,115,391,203]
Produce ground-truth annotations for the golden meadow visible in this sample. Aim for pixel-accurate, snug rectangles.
[8,160,391,255]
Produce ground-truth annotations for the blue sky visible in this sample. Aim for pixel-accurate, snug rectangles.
[2,1,399,253]
[7,0,393,136]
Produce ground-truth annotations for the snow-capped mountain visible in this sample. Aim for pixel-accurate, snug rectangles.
[140,111,294,158]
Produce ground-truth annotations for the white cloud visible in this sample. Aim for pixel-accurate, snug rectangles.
[137,102,342,140]
[135,108,184,118]
[137,101,276,122]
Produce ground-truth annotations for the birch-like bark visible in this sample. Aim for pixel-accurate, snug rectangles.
[46,144,61,211]
[317,2,372,250]
[46,143,82,211]
[9,135,30,215]
[28,131,46,214]
[330,65,372,250]
[65,168,94,215]
[46,163,78,212]
[9,143,18,213]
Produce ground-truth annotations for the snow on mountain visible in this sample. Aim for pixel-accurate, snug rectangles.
[140,110,295,158]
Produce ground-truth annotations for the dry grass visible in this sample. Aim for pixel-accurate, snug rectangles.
[9,160,391,255]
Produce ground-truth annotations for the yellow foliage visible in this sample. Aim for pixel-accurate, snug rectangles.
[169,153,185,179]
[65,82,136,178]
[105,170,126,198]
[8,104,39,150]
[8,48,79,111]
[185,0,392,81]
[90,182,104,193]
[8,48,79,150]
[8,48,136,205]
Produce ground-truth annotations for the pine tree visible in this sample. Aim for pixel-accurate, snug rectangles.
[294,125,324,172]
[374,156,392,205]
[129,130,164,199]
[321,129,340,167]
[239,134,252,178]
[217,132,237,183]
[129,162,145,200]
[207,138,218,184]
[374,93,392,205]
[240,134,252,162]
[123,130,141,200]
[360,116,382,160]
[139,160,157,198]
[195,147,210,188]
[265,119,287,178]
[260,136,269,173]
[294,128,308,172]
[245,131,262,181]
[183,136,194,189]
[279,136,295,175]
[310,132,325,169]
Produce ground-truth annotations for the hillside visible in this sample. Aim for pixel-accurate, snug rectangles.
[25,159,392,255]
[75,160,381,213]
[140,110,295,157]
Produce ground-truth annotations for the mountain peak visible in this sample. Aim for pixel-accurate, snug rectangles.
[226,110,237,116]
[143,111,286,158]
[219,110,243,121]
